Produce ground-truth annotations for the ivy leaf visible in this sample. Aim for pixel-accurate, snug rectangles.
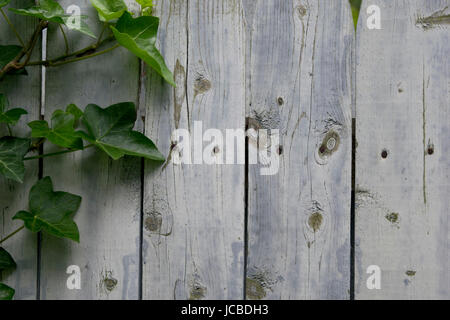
[0,93,28,125]
[90,0,127,22]
[66,104,83,121]
[62,17,96,39]
[0,137,30,183]
[0,44,27,75]
[9,0,69,23]
[66,104,83,128]
[0,248,16,271]
[0,283,15,300]
[349,0,362,30]
[9,0,95,38]
[77,102,165,161]
[135,0,153,7]
[13,177,81,242]
[135,0,153,15]
[0,247,16,301]
[0,0,11,8]
[28,108,83,150]
[0,45,21,70]
[0,108,27,125]
[111,12,175,86]
[141,7,152,16]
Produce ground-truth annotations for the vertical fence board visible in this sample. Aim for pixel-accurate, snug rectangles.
[0,0,40,300]
[143,0,246,299]
[356,0,449,299]
[39,0,141,299]
[244,0,353,299]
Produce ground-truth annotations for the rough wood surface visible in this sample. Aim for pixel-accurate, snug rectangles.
[355,0,450,299]
[143,0,246,299]
[244,0,353,299]
[0,0,40,300]
[2,0,449,301]
[39,0,142,300]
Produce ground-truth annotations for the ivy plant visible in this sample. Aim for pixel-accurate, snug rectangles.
[349,0,362,30]
[0,0,172,300]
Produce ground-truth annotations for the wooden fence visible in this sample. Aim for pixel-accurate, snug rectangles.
[0,0,448,300]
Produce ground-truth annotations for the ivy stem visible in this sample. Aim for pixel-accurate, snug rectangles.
[6,124,12,136]
[20,20,44,67]
[0,8,25,47]
[24,144,95,161]
[0,226,24,245]
[97,22,109,46]
[0,20,48,81]
[52,36,115,62]
[59,24,70,55]
[29,138,46,152]
[26,36,117,67]
[49,44,120,67]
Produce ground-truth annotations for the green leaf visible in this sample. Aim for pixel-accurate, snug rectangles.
[141,7,152,16]
[9,0,95,38]
[0,108,28,125]
[136,0,153,7]
[78,102,165,161]
[0,0,11,8]
[0,283,15,300]
[111,12,175,86]
[90,0,127,22]
[13,177,81,242]
[66,104,83,121]
[9,0,67,23]
[66,103,83,128]
[0,93,28,125]
[349,0,362,30]
[0,137,30,183]
[28,108,83,150]
[62,17,96,39]
[0,45,22,70]
[0,46,27,75]
[0,248,16,271]
[135,0,153,15]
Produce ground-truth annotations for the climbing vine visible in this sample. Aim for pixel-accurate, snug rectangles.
[0,0,171,300]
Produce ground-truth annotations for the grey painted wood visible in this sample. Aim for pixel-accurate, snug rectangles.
[244,0,353,299]
[143,0,246,299]
[39,0,142,299]
[0,0,40,300]
[356,0,449,299]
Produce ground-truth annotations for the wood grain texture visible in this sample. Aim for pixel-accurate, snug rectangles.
[355,0,449,299]
[143,0,246,299]
[39,0,142,300]
[0,0,40,300]
[244,0,353,299]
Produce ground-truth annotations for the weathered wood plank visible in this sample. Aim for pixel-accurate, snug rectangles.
[356,0,450,299]
[0,0,41,300]
[143,0,246,299]
[39,0,142,299]
[244,0,353,299]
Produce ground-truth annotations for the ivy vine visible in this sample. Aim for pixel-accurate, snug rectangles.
[0,0,171,300]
